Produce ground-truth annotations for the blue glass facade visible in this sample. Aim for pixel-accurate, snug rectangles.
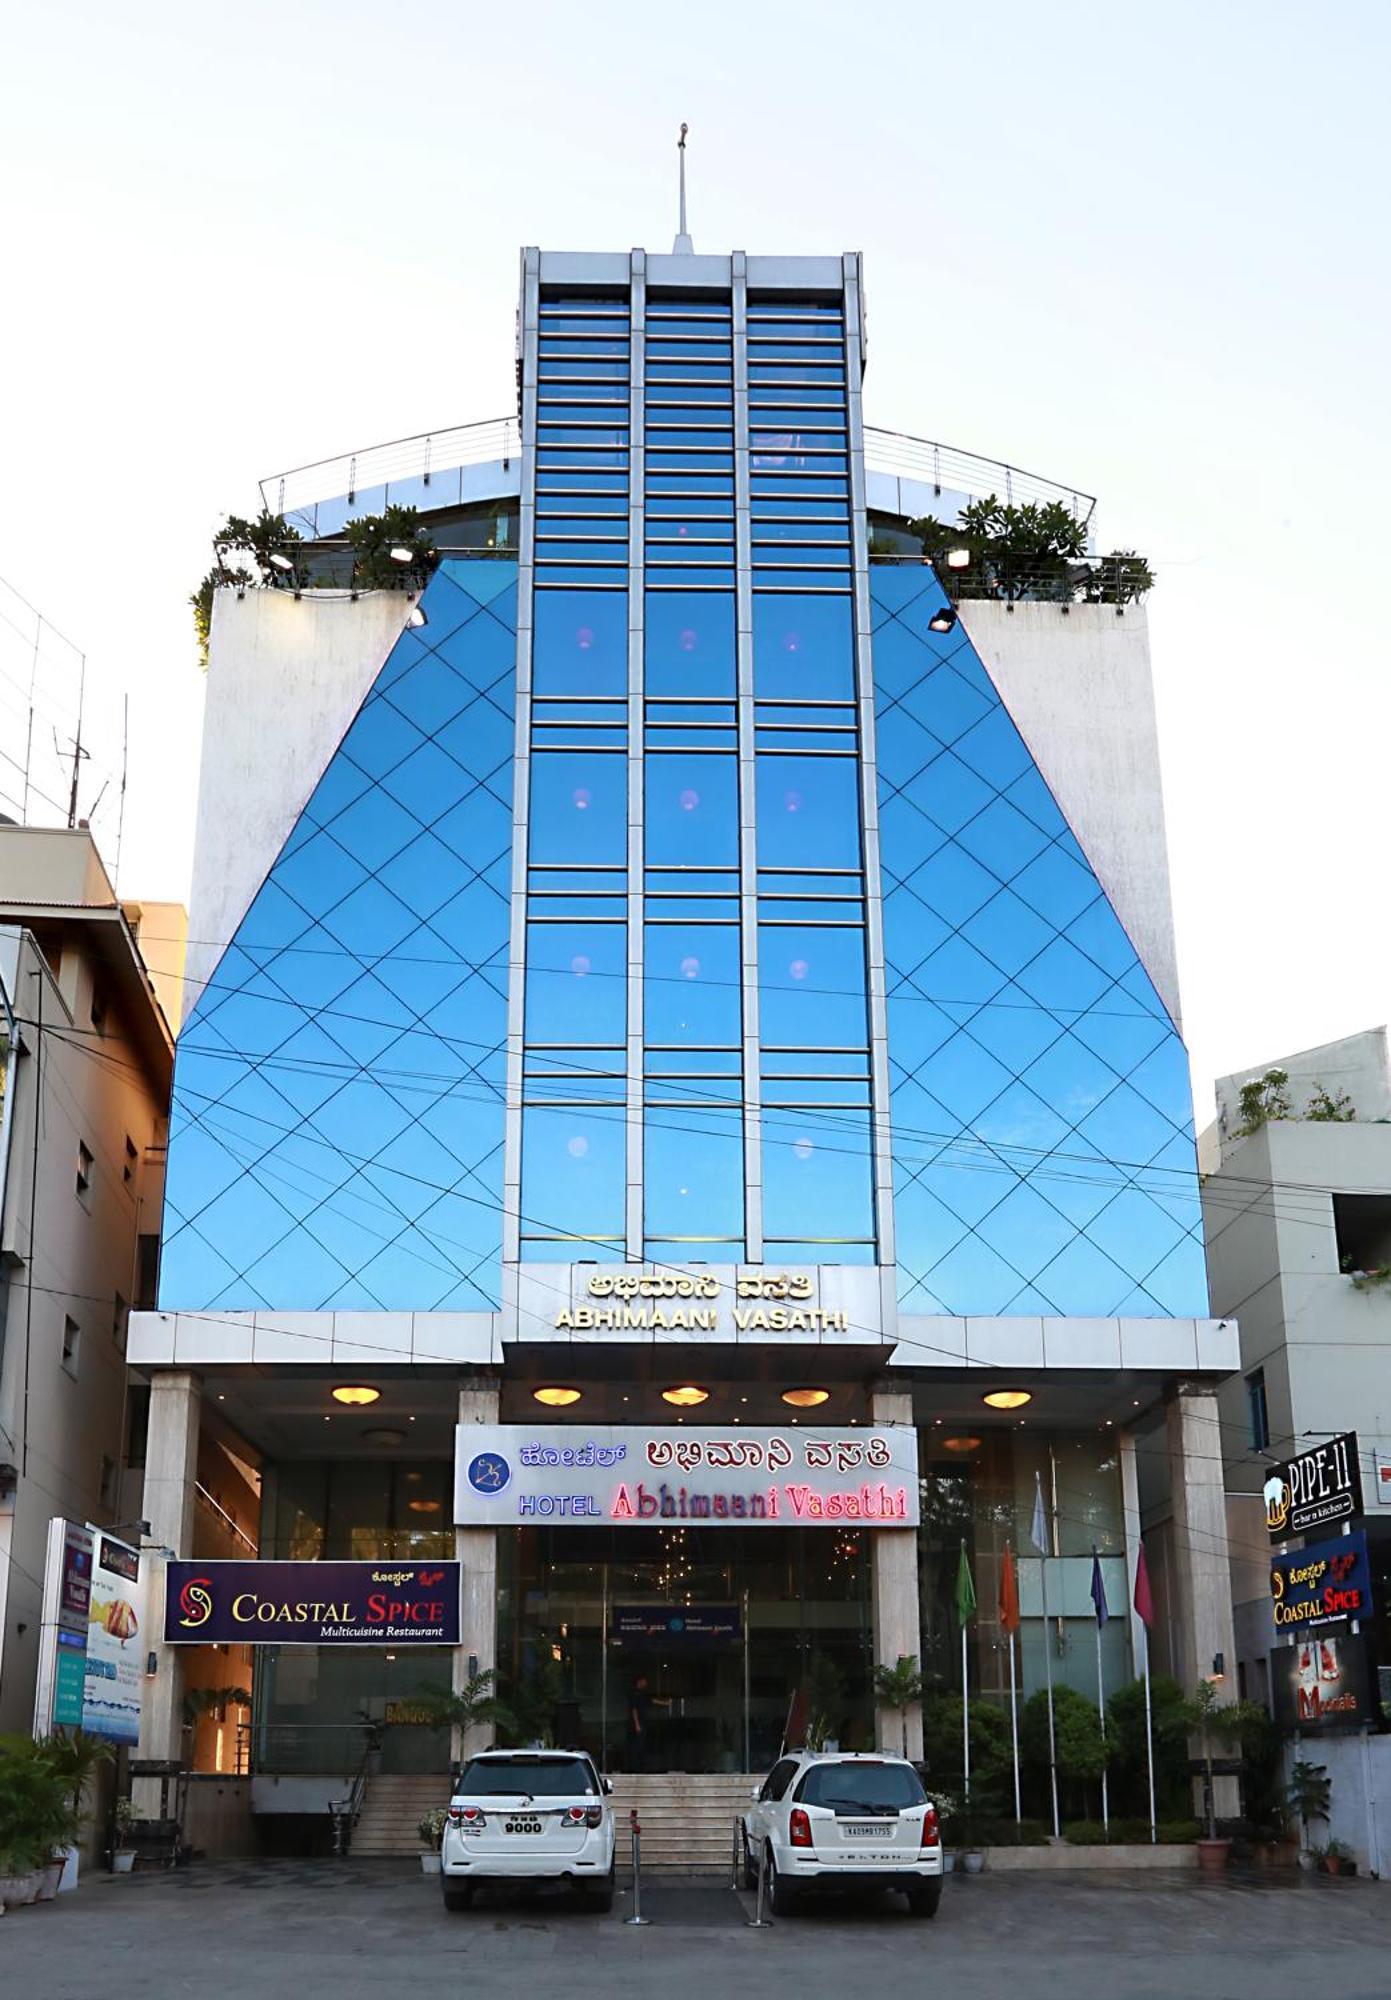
[159,560,516,1311]
[158,253,1205,1323]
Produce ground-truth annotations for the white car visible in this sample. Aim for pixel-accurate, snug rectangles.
[742,1751,943,1917]
[440,1750,616,1912]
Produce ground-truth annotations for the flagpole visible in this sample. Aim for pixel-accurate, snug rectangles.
[1007,1630,1021,1823]
[1095,1608,1109,1839]
[1038,1550,1061,1838]
[961,1620,971,1803]
[1141,1619,1156,1844]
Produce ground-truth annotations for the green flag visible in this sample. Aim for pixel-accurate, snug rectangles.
[955,1543,977,1625]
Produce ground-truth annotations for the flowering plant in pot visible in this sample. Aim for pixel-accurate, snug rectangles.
[418,1808,448,1874]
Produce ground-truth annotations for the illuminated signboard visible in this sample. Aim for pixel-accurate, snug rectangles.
[1264,1432,1363,1544]
[163,1561,462,1645]
[453,1426,919,1529]
[1270,1530,1373,1631]
[1270,1632,1381,1734]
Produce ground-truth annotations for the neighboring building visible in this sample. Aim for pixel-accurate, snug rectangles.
[0,826,177,1732]
[1205,1026,1391,1872]
[130,238,1236,1848]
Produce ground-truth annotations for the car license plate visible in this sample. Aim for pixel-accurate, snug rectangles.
[843,1823,892,1837]
[505,1817,543,1834]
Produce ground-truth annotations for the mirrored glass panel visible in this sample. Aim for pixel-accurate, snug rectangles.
[645,593,736,697]
[645,754,739,868]
[753,596,856,699]
[644,923,741,1046]
[529,751,627,865]
[644,1105,744,1244]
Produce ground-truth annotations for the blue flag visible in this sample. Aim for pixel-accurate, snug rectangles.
[1090,1549,1109,1627]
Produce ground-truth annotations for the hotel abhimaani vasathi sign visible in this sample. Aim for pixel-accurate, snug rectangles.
[453,1425,920,1527]
[538,1268,866,1336]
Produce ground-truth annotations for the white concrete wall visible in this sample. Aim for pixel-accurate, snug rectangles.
[1215,1025,1391,1145]
[185,590,414,1012]
[961,600,1183,1031]
[1287,1734,1390,1877]
[1206,1118,1391,1501]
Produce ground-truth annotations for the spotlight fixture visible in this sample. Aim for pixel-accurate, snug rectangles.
[268,550,296,573]
[946,547,972,569]
[661,1385,709,1408]
[928,606,958,634]
[331,1385,380,1407]
[781,1387,830,1409]
[982,1389,1032,1411]
[408,1498,442,1514]
[389,544,416,564]
[407,605,428,629]
[941,1434,982,1453]
[533,1385,582,1408]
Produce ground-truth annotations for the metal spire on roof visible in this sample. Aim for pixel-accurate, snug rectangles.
[673,122,693,254]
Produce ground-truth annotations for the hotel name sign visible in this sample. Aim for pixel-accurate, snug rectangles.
[455,1425,920,1529]
[547,1268,856,1336]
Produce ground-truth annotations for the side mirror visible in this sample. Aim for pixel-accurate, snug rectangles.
[750,1784,763,1801]
[602,1777,613,1795]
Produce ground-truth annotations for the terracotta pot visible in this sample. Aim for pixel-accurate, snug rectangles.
[1196,1838,1231,1874]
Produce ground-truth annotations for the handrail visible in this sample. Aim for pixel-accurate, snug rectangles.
[259,416,1094,527]
[194,1482,257,1554]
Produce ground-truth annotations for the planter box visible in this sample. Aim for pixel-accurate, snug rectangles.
[985,1843,1199,1872]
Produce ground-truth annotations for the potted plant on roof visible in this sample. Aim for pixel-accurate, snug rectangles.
[418,1807,448,1875]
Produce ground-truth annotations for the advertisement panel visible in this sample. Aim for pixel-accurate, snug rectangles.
[1270,1530,1374,1633]
[1264,1431,1363,1543]
[162,1560,462,1645]
[1270,1632,1381,1733]
[82,1534,145,1744]
[612,1605,741,1648]
[454,1425,920,1528]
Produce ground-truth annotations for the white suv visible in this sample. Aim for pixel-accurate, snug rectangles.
[440,1750,616,1912]
[742,1751,943,1917]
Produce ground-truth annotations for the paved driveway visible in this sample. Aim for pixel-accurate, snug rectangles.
[2,1862,1385,2000]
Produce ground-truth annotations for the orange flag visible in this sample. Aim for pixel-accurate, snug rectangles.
[999,1544,1021,1634]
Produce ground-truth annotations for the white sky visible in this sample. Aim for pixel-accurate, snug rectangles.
[1,0,1387,1117]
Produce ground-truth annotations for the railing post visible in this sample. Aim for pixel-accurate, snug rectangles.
[624,1807,652,1925]
[744,1833,772,1928]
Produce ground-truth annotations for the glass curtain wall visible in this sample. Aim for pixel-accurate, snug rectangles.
[522,294,632,1256]
[643,294,743,1257]
[750,297,875,1260]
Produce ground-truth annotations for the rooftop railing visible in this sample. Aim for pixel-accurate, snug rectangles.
[260,418,1096,526]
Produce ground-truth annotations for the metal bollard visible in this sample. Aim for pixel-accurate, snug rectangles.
[730,1815,742,1891]
[744,1832,772,1929]
[624,1807,652,1926]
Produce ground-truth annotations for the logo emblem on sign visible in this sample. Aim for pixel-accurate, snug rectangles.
[1264,1473,1291,1534]
[178,1576,214,1628]
[468,1452,510,1495]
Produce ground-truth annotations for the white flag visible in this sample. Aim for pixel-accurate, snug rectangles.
[1030,1469,1050,1555]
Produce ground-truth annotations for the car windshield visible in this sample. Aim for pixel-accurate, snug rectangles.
[457,1756,597,1798]
[796,1762,926,1811]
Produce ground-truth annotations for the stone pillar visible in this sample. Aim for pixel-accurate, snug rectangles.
[454,1379,501,1762]
[1166,1384,1240,1820]
[136,1371,201,1813]
[870,1388,922,1760]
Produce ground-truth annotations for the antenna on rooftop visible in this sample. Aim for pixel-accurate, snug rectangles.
[673,122,693,254]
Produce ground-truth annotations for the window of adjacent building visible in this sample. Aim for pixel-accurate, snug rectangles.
[1247,1368,1270,1452]
[1332,1190,1391,1275]
[75,1141,93,1199]
[61,1315,81,1377]
[123,1135,138,1187]
[135,1234,159,1310]
[99,1455,118,1509]
[112,1291,130,1354]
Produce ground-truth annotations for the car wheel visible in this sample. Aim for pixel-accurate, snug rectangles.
[906,1880,941,1919]
[585,1863,616,1914]
[442,1883,474,1913]
[766,1846,799,1917]
[742,1828,759,1891]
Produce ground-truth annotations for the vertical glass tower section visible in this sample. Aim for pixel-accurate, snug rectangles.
[509,251,885,1267]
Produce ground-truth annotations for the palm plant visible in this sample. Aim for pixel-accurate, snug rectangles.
[1178,1680,1265,1841]
[872,1655,923,1758]
[412,1669,515,1746]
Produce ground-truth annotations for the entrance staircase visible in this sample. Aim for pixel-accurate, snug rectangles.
[349,1770,753,1873]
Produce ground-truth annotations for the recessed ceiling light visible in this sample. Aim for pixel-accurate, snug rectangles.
[782,1387,830,1408]
[408,1498,442,1513]
[662,1385,709,1407]
[533,1385,582,1407]
[983,1389,1031,1411]
[363,1427,406,1446]
[941,1435,982,1453]
[332,1385,380,1407]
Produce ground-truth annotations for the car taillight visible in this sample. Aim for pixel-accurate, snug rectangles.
[789,1808,813,1848]
[566,1806,588,1823]
[450,1806,486,1829]
[920,1805,939,1847]
[584,1806,603,1828]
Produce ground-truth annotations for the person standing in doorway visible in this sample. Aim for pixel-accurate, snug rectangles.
[627,1675,653,1772]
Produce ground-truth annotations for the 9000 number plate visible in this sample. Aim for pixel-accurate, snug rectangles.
[506,1817,543,1834]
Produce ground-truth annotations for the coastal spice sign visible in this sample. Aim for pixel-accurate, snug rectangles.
[1270,1530,1374,1632]
[1264,1431,1364,1544]
[453,1425,920,1528]
[163,1561,461,1645]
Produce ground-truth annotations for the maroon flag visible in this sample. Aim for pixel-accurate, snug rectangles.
[1133,1540,1155,1628]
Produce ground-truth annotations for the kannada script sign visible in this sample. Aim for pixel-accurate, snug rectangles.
[454,1425,920,1528]
[163,1560,461,1645]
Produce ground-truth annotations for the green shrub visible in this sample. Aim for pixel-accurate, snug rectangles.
[0,1736,74,1872]
[1062,1821,1106,1845]
[990,1817,1049,1846]
[921,1691,1013,1793]
[1157,1819,1201,1844]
